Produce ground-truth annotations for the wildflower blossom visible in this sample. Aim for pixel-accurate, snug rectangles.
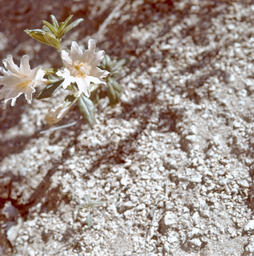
[57,39,109,97]
[0,55,45,106]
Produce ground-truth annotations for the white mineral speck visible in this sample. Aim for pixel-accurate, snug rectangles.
[164,212,177,226]
[120,176,129,186]
[244,220,254,234]
[237,180,249,188]
[245,236,254,253]
[189,238,202,248]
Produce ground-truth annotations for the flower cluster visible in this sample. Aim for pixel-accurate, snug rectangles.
[0,15,124,127]
[57,40,109,98]
[0,55,45,106]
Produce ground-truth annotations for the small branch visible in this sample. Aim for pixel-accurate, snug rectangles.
[39,121,77,134]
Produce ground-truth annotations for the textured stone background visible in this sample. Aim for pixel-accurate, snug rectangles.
[0,0,254,255]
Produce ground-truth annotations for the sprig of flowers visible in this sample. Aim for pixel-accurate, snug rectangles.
[0,15,124,127]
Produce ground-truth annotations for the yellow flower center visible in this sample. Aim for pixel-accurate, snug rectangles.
[73,62,91,78]
[17,80,31,90]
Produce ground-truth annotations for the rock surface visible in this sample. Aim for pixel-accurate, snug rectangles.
[0,0,254,255]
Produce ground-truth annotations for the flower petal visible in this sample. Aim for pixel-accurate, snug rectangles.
[34,68,46,81]
[61,50,73,67]
[87,75,105,85]
[57,68,73,89]
[70,41,83,60]
[10,96,19,107]
[23,85,35,103]
[88,39,96,51]
[0,75,20,86]
[82,39,97,63]
[0,66,8,76]
[96,50,105,61]
[3,55,20,76]
[20,55,31,74]
[90,67,109,79]
[0,86,22,103]
[76,77,90,97]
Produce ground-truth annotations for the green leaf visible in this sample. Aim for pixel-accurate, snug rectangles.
[62,18,84,35]
[57,15,73,37]
[37,78,63,99]
[78,94,96,127]
[50,14,59,28]
[43,32,61,49]
[24,29,48,44]
[99,55,125,79]
[42,20,57,34]
[105,55,111,66]
[25,29,60,49]
[113,59,126,71]
[107,79,122,106]
[42,25,51,33]
[89,87,101,104]
[62,14,74,27]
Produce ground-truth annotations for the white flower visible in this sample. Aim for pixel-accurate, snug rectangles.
[57,39,109,97]
[0,55,45,106]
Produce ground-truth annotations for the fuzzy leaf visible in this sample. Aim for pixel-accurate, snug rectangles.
[107,79,122,106]
[42,20,57,34]
[50,14,59,28]
[42,25,51,33]
[78,94,95,127]
[89,87,101,104]
[112,59,126,73]
[25,29,60,49]
[24,29,48,44]
[37,79,63,99]
[62,14,74,27]
[62,18,84,35]
[43,32,61,49]
[57,15,73,37]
